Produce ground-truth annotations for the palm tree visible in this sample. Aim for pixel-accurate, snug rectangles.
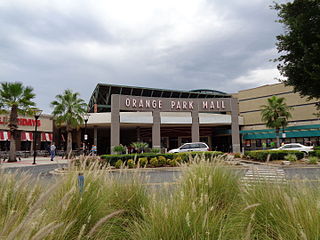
[261,96,292,148]
[51,90,87,158]
[0,82,36,162]
[130,142,149,153]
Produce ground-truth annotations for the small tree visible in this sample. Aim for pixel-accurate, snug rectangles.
[261,96,292,147]
[130,142,149,153]
[51,90,87,158]
[0,82,36,162]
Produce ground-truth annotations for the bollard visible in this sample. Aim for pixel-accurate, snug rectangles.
[78,172,84,194]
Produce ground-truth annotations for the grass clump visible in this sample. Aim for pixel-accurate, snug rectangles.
[285,153,298,162]
[0,162,148,240]
[3,156,320,239]
[308,156,318,164]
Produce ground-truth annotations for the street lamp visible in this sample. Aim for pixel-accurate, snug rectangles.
[83,113,90,155]
[32,109,42,165]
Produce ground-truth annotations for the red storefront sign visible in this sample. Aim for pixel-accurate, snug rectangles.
[0,116,41,127]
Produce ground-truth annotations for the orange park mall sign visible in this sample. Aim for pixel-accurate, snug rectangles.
[0,116,41,127]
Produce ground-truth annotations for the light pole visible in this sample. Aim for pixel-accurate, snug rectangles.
[279,116,286,144]
[83,113,90,155]
[32,109,43,165]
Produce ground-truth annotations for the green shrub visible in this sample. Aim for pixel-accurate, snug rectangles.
[313,146,320,150]
[100,151,223,166]
[309,150,320,158]
[244,150,303,162]
[174,156,182,163]
[157,156,167,166]
[168,159,178,167]
[138,157,148,167]
[284,154,297,162]
[150,148,160,154]
[115,159,123,169]
[308,156,318,164]
[113,144,126,154]
[149,157,159,167]
[127,159,135,168]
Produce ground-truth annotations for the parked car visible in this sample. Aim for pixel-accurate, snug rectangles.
[168,142,209,153]
[272,143,313,154]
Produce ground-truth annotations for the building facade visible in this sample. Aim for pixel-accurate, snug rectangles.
[77,84,243,154]
[238,83,320,150]
[0,114,53,152]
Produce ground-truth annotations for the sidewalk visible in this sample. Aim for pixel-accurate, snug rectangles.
[0,156,68,168]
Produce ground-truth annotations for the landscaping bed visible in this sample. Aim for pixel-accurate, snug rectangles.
[99,151,224,168]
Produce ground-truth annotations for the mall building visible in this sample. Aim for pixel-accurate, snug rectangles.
[3,82,319,154]
[69,83,243,154]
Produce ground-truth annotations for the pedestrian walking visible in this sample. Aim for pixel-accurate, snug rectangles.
[50,142,56,161]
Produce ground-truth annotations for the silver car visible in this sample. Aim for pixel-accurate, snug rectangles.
[273,143,313,154]
[168,142,210,153]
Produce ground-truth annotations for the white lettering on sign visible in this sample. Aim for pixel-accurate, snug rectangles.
[171,101,175,109]
[125,98,130,107]
[124,98,226,111]
[132,99,137,107]
[139,99,144,108]
[176,101,181,109]
[152,100,157,109]
[183,101,187,109]
[146,100,151,108]
[202,100,226,110]
[189,101,194,109]
[203,101,208,109]
[210,101,215,109]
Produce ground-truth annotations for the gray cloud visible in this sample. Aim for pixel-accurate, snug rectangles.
[0,0,283,113]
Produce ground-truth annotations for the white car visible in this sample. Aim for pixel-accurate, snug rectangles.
[168,142,210,153]
[272,143,313,154]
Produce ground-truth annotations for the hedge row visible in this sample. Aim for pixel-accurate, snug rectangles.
[244,150,304,162]
[313,146,320,151]
[100,151,224,166]
[309,150,320,158]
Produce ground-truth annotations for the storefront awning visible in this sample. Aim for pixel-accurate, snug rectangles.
[0,131,10,141]
[21,132,33,141]
[41,133,53,142]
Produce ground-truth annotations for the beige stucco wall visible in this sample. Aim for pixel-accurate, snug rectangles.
[0,114,53,132]
[238,83,319,130]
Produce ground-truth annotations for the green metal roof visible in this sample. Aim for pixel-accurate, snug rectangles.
[88,83,231,113]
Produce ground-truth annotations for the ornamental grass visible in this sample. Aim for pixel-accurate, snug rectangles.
[1,156,320,239]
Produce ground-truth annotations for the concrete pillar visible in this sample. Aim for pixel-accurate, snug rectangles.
[111,95,120,154]
[94,126,98,147]
[136,127,141,142]
[191,111,200,142]
[231,98,241,153]
[152,110,161,149]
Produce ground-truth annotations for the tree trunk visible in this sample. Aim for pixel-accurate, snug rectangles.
[276,128,280,148]
[66,131,72,159]
[8,105,18,162]
[9,134,16,162]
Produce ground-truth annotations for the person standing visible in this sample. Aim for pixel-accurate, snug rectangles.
[91,144,97,156]
[50,142,56,161]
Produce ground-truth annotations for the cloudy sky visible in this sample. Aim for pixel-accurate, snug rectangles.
[0,0,285,113]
